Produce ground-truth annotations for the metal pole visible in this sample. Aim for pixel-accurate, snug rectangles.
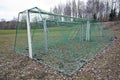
[43,19,48,54]
[81,23,84,41]
[86,22,88,41]
[88,21,90,41]
[26,10,33,58]
[14,13,20,51]
[62,13,64,22]
[99,23,103,37]
[80,23,82,41]
[86,21,90,41]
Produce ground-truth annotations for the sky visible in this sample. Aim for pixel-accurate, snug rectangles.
[0,0,87,21]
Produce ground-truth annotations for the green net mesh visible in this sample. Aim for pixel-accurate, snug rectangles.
[14,7,114,75]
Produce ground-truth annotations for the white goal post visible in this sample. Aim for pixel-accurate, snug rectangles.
[26,10,33,58]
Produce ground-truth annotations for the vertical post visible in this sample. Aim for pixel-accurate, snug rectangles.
[61,13,64,22]
[86,21,90,41]
[43,19,48,54]
[81,23,84,41]
[86,21,88,41]
[99,24,103,37]
[80,23,83,41]
[71,2,73,22]
[14,13,20,51]
[26,10,32,59]
[88,21,90,41]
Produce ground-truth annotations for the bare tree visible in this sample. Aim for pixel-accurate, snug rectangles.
[72,0,77,17]
[53,6,58,14]
[57,4,64,15]
[0,19,6,29]
[99,1,105,21]
[0,18,17,30]
[86,0,94,18]
[64,1,71,16]
[119,0,120,11]
[77,0,85,18]
[51,0,120,21]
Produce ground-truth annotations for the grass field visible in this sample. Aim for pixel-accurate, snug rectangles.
[14,24,112,75]
[0,22,120,79]
[0,30,16,34]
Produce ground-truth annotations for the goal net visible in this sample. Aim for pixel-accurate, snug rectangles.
[14,7,114,75]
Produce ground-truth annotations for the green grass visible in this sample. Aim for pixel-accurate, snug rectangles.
[0,27,75,35]
[0,25,113,75]
[0,30,16,35]
[0,22,120,79]
[14,25,112,75]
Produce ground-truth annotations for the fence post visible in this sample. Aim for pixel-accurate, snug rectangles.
[99,23,103,37]
[86,21,90,41]
[80,23,83,41]
[43,19,48,54]
[26,10,33,58]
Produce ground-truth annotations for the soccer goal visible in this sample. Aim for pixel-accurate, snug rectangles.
[14,7,114,75]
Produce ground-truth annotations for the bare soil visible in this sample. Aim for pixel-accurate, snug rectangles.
[0,22,120,80]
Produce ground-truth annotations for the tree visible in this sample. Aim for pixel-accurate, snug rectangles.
[77,0,85,18]
[97,1,103,21]
[105,0,110,21]
[0,18,17,30]
[119,0,120,12]
[0,19,6,29]
[86,0,94,18]
[57,4,64,15]
[51,0,120,21]
[118,11,120,20]
[53,6,58,14]
[64,1,71,16]
[72,0,77,17]
[118,0,120,20]
[109,9,116,21]
[9,18,17,29]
